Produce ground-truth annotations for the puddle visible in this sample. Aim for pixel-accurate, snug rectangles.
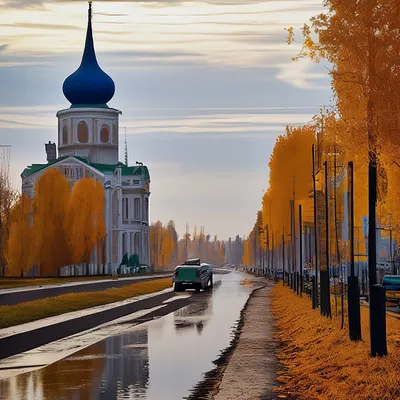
[0,272,255,400]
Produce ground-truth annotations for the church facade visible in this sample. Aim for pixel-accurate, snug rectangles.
[21,3,150,275]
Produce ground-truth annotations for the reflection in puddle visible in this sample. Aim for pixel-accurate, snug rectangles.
[0,272,253,400]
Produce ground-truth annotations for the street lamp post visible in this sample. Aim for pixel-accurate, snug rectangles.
[312,144,320,308]
[258,226,264,276]
[299,204,303,297]
[348,161,362,341]
[323,161,332,318]
[282,226,285,286]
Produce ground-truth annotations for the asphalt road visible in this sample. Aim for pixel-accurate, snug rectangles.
[0,274,172,306]
[0,270,256,400]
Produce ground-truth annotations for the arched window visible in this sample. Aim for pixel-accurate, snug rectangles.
[77,121,89,143]
[112,122,118,144]
[100,125,110,143]
[62,125,68,145]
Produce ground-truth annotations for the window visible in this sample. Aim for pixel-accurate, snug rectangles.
[112,122,118,144]
[122,198,129,221]
[134,198,141,220]
[77,121,89,143]
[100,125,110,143]
[76,167,83,180]
[62,125,68,145]
[60,167,76,179]
[132,180,140,185]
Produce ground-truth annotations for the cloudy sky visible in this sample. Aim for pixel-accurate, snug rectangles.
[0,0,332,240]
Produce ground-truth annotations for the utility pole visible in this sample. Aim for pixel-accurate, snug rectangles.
[367,0,387,357]
[272,231,275,279]
[185,223,188,262]
[390,229,394,275]
[259,226,263,275]
[348,161,362,341]
[299,204,303,297]
[124,127,128,166]
[266,224,270,277]
[324,161,332,318]
[282,226,285,286]
[293,175,296,274]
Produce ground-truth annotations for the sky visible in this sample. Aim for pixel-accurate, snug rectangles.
[0,0,332,240]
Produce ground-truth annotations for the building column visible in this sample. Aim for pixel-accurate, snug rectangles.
[118,231,123,272]
[107,188,113,275]
[141,228,144,266]
[146,228,150,267]
[130,232,134,256]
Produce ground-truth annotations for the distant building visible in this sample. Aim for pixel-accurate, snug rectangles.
[21,3,150,274]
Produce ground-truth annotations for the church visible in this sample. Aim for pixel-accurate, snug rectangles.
[20,2,150,275]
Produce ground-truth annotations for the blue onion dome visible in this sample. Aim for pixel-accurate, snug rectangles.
[63,2,115,107]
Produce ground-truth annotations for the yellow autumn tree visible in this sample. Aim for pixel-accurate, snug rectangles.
[160,228,174,269]
[94,180,106,271]
[32,168,71,276]
[287,0,400,262]
[0,163,17,276]
[66,178,105,268]
[7,195,33,276]
[268,125,316,239]
[150,221,177,271]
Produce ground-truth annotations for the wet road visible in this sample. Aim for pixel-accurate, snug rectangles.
[0,270,256,400]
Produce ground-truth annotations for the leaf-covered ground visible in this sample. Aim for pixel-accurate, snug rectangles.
[272,285,400,400]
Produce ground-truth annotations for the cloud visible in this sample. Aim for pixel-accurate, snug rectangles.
[95,12,128,17]
[2,0,321,7]
[0,0,328,240]
[0,1,322,69]
[0,22,82,30]
[276,58,330,89]
[0,104,314,133]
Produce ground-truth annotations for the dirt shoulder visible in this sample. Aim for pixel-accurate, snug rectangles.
[213,284,278,400]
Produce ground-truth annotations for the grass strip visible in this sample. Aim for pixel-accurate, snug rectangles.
[0,278,172,329]
[0,273,170,289]
[272,284,400,400]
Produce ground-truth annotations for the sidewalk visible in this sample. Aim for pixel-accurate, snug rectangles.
[214,284,278,399]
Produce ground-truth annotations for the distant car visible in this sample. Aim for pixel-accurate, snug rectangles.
[382,275,400,305]
[173,258,213,292]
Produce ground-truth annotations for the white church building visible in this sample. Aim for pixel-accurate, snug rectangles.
[21,2,150,275]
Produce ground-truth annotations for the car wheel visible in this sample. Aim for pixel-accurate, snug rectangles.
[195,284,202,292]
[209,275,213,288]
[174,283,182,292]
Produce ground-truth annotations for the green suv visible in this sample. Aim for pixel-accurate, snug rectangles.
[173,259,213,292]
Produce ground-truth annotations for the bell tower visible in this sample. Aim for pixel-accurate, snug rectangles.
[56,2,121,164]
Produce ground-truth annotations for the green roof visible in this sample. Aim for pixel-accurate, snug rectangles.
[120,165,150,179]
[21,156,69,178]
[22,156,150,180]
